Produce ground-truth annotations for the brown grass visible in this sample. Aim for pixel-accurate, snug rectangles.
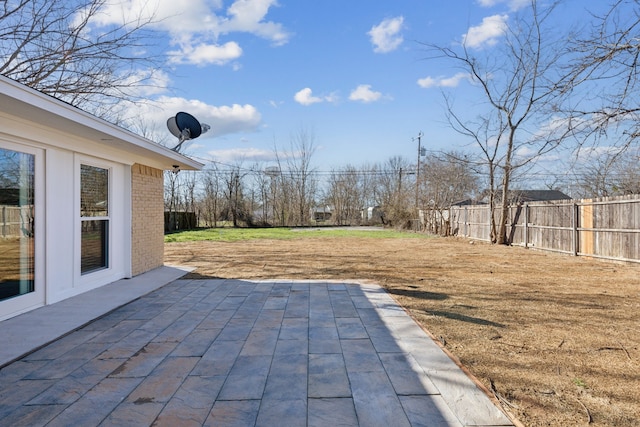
[165,235,640,426]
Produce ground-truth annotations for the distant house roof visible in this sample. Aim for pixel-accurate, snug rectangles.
[476,189,571,205]
[507,190,571,203]
[451,199,485,206]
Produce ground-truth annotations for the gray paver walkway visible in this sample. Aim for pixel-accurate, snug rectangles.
[0,279,514,427]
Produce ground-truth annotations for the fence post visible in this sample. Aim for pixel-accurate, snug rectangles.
[508,205,512,242]
[464,206,468,237]
[2,205,5,238]
[524,203,528,248]
[572,202,578,256]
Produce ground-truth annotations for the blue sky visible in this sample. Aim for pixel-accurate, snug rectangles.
[90,0,606,172]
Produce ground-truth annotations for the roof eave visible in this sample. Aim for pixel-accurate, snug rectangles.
[0,74,203,171]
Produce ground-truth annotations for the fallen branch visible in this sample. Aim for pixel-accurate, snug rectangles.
[597,346,632,360]
[576,399,593,424]
[618,341,632,360]
[496,341,527,350]
[490,379,520,410]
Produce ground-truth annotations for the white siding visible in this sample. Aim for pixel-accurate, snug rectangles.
[0,120,131,316]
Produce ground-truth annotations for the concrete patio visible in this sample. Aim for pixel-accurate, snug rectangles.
[0,267,515,426]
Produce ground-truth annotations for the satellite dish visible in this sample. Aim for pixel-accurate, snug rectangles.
[167,117,181,138]
[167,111,211,152]
[176,112,202,139]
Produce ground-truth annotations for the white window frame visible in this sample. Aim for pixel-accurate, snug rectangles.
[79,163,111,275]
[0,140,45,321]
[74,155,122,288]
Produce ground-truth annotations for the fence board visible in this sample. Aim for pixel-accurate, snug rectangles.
[439,194,640,263]
[1,205,33,238]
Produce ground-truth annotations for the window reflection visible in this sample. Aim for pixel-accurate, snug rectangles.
[80,165,109,274]
[0,148,34,301]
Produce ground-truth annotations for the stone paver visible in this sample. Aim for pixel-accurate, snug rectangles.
[0,279,515,426]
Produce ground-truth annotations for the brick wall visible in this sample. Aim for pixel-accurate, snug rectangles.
[131,164,164,276]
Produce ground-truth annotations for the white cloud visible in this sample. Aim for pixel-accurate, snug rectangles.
[168,41,242,65]
[294,88,322,105]
[207,147,277,163]
[368,16,404,53]
[440,73,472,87]
[349,84,382,103]
[416,76,437,89]
[514,146,536,158]
[223,0,290,46]
[125,96,261,142]
[514,146,563,164]
[574,146,621,163]
[119,69,171,97]
[294,88,338,106]
[417,72,471,88]
[462,14,508,49]
[83,0,290,66]
[477,0,529,11]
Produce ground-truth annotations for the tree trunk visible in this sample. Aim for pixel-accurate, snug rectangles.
[497,162,512,245]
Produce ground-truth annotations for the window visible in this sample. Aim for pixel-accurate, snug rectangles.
[80,164,109,274]
[0,148,35,301]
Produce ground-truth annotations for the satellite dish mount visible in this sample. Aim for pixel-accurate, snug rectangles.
[167,112,210,152]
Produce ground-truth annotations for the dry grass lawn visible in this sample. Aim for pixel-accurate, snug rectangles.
[165,234,640,426]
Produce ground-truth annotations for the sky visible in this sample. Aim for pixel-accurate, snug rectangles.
[87,0,610,175]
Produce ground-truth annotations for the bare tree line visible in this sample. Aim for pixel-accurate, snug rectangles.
[164,139,481,231]
[164,142,638,232]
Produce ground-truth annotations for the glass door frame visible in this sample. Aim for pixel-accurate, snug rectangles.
[0,140,45,321]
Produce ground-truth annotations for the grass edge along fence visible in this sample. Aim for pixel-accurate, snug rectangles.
[446,194,640,264]
[164,227,434,243]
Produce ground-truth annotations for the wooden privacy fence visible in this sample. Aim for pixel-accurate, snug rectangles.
[1,205,33,238]
[443,194,640,263]
[164,211,197,232]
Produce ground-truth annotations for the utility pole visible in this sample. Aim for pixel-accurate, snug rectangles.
[413,132,423,210]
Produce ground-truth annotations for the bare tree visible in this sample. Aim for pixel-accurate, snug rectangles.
[164,169,180,232]
[425,1,573,243]
[613,153,640,194]
[279,128,318,226]
[420,151,479,234]
[251,165,271,226]
[373,156,413,228]
[564,0,640,152]
[0,0,162,120]
[573,148,640,197]
[325,165,365,225]
[200,166,224,228]
[181,171,198,229]
[220,165,252,227]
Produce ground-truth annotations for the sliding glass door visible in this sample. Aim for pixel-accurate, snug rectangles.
[0,147,35,301]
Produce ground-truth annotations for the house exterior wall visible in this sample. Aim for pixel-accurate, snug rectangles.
[47,152,129,305]
[0,134,130,320]
[131,164,164,276]
[1,75,201,321]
